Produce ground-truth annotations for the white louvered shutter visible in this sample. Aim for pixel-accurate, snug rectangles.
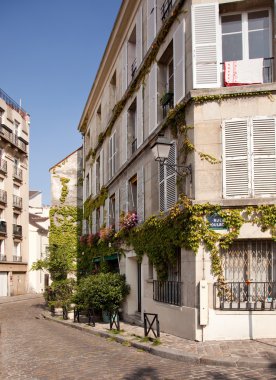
[192,3,220,88]
[108,137,112,180]
[121,112,127,165]
[120,181,127,214]
[137,166,145,223]
[92,210,96,234]
[136,7,143,67]
[99,149,104,188]
[159,162,165,212]
[148,63,157,134]
[92,163,97,196]
[147,0,156,49]
[223,119,250,198]
[136,86,144,148]
[122,42,128,94]
[115,188,120,231]
[105,198,110,228]
[100,205,104,226]
[125,180,129,213]
[173,19,185,105]
[252,117,276,196]
[166,142,176,209]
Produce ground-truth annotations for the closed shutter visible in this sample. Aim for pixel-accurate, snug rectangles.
[120,181,127,214]
[252,117,276,196]
[192,3,220,88]
[148,63,157,134]
[115,188,120,231]
[173,19,185,105]
[159,163,165,212]
[223,119,250,198]
[136,86,144,148]
[122,42,128,94]
[121,112,127,165]
[92,210,96,234]
[105,198,109,228]
[99,149,104,188]
[125,180,129,213]
[159,142,176,211]
[137,166,145,223]
[92,163,96,196]
[108,137,112,180]
[136,7,143,67]
[147,0,156,49]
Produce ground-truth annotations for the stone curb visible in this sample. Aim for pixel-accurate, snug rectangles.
[41,313,276,369]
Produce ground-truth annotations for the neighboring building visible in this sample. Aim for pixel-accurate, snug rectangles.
[28,191,50,293]
[78,0,276,341]
[0,88,30,296]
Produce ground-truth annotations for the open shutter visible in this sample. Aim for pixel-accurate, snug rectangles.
[173,19,185,105]
[108,137,112,180]
[137,166,144,223]
[100,205,104,226]
[252,117,276,196]
[136,7,143,67]
[147,0,156,49]
[222,119,250,198]
[92,210,96,234]
[99,148,104,188]
[159,162,165,212]
[115,188,120,231]
[166,142,176,210]
[136,86,144,148]
[121,112,127,165]
[105,198,110,228]
[148,63,157,134]
[192,3,220,88]
[120,181,127,214]
[92,163,96,196]
[125,180,129,213]
[122,42,128,94]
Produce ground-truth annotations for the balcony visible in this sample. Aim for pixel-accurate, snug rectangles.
[13,167,23,182]
[0,221,7,235]
[0,125,28,154]
[0,190,7,205]
[153,280,182,306]
[0,254,6,262]
[160,92,174,119]
[13,195,22,209]
[161,0,172,22]
[0,158,7,174]
[13,224,22,238]
[13,255,22,262]
[214,281,276,311]
[0,88,27,120]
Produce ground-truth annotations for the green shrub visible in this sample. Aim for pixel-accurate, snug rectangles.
[44,278,76,308]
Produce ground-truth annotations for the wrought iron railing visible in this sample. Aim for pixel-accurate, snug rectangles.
[0,254,6,261]
[13,255,22,262]
[221,57,274,86]
[0,221,7,234]
[13,195,22,209]
[0,190,7,204]
[0,158,7,173]
[214,281,276,311]
[161,0,173,21]
[131,58,137,79]
[13,224,22,237]
[0,125,28,153]
[13,167,23,181]
[160,92,174,119]
[0,88,27,119]
[153,280,182,306]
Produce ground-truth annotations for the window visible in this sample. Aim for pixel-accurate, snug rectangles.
[0,240,5,255]
[13,213,19,225]
[216,240,276,310]
[110,71,117,110]
[159,142,176,211]
[0,110,3,125]
[13,242,21,262]
[96,156,100,194]
[109,194,115,228]
[85,173,90,199]
[14,121,20,136]
[127,99,137,157]
[128,175,137,213]
[223,117,276,198]
[158,42,174,120]
[128,26,137,81]
[109,132,116,179]
[13,184,20,196]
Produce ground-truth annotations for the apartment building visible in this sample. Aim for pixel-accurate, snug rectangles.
[78,0,276,341]
[0,88,29,296]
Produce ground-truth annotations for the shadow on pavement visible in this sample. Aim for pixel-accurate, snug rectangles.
[123,366,160,379]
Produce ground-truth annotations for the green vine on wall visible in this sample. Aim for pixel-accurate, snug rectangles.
[59,177,70,204]
[84,186,108,220]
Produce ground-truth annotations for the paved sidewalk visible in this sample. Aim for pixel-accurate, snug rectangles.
[42,307,276,370]
[0,293,43,304]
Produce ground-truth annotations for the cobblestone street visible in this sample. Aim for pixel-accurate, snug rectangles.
[1,297,276,380]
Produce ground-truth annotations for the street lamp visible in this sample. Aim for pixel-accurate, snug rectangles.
[151,136,192,182]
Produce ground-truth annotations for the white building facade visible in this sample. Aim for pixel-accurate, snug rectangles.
[78,0,276,341]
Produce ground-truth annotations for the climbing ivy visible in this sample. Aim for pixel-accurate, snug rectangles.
[83,186,108,220]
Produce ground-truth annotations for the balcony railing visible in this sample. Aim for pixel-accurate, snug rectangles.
[13,167,23,181]
[13,255,22,262]
[161,0,173,21]
[131,58,137,79]
[0,190,7,204]
[221,57,274,86]
[0,221,7,235]
[0,254,6,262]
[153,280,182,306]
[0,88,27,120]
[0,125,28,153]
[13,224,22,238]
[0,158,7,174]
[13,195,22,209]
[160,92,174,119]
[214,281,276,311]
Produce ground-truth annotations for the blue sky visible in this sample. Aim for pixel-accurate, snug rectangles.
[1,0,121,205]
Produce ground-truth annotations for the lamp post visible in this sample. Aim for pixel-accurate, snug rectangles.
[151,136,192,182]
